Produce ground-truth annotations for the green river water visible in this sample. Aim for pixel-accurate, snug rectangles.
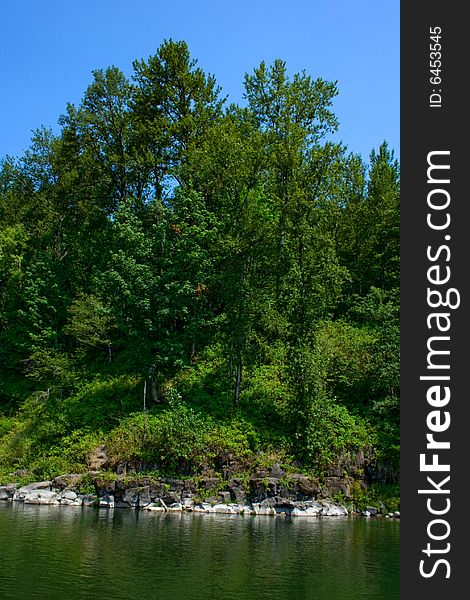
[0,502,399,600]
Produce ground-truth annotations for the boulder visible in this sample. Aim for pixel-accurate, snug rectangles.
[218,491,231,504]
[60,493,83,506]
[270,463,286,479]
[13,482,52,502]
[62,490,78,501]
[193,502,212,512]
[88,445,108,471]
[146,503,166,512]
[212,503,235,513]
[52,474,82,490]
[321,502,347,516]
[81,494,99,507]
[0,484,18,500]
[182,497,194,509]
[227,479,247,503]
[284,474,321,498]
[24,490,59,505]
[99,494,114,508]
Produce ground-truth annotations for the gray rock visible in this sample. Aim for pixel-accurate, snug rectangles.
[13,482,53,501]
[291,507,309,517]
[24,490,59,505]
[227,480,247,503]
[193,502,212,512]
[363,510,371,517]
[60,495,83,506]
[145,503,165,512]
[365,506,378,516]
[99,494,114,508]
[198,477,221,491]
[62,490,78,501]
[52,474,82,490]
[394,511,400,518]
[81,494,99,507]
[218,491,231,503]
[0,484,18,501]
[168,502,182,511]
[270,463,286,479]
[212,503,236,513]
[321,502,346,516]
[161,491,181,505]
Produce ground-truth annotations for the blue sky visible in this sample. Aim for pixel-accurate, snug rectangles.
[0,1,399,162]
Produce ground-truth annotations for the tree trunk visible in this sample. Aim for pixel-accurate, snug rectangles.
[151,365,161,403]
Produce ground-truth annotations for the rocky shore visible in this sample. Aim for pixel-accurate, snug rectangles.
[0,471,400,519]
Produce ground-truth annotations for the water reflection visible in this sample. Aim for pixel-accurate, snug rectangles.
[0,503,399,600]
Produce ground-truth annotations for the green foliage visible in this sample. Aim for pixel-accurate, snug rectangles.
[351,481,400,514]
[299,396,372,473]
[0,40,400,488]
[62,376,141,430]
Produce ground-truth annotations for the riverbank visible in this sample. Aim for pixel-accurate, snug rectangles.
[0,472,400,519]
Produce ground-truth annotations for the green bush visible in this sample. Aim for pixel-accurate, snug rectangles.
[299,396,372,474]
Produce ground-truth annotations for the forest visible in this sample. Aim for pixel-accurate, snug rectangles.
[0,40,399,504]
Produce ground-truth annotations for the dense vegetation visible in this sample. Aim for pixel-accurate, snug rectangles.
[0,41,399,495]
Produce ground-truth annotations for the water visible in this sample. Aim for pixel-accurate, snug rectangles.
[0,502,399,600]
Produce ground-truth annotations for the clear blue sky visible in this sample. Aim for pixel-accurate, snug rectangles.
[0,1,399,162]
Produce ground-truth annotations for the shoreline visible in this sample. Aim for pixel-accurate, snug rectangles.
[0,476,400,520]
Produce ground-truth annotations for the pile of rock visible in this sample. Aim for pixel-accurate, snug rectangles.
[0,471,400,519]
[0,481,98,507]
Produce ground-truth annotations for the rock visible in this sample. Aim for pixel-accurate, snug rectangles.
[52,474,82,490]
[0,484,19,501]
[365,506,378,516]
[146,503,165,512]
[24,490,59,505]
[13,482,52,501]
[363,510,371,517]
[257,505,276,516]
[193,502,212,512]
[88,445,108,471]
[116,463,127,476]
[94,478,116,495]
[394,511,400,518]
[218,491,231,503]
[228,479,247,503]
[249,477,281,501]
[99,494,114,508]
[270,463,286,479]
[62,490,78,501]
[122,486,151,508]
[182,497,194,509]
[161,491,181,505]
[168,502,182,511]
[81,494,99,507]
[284,474,321,498]
[290,502,322,517]
[318,502,347,516]
[324,477,353,499]
[60,494,83,506]
[212,503,236,514]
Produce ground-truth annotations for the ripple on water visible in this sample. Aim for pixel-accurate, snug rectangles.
[0,503,399,600]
